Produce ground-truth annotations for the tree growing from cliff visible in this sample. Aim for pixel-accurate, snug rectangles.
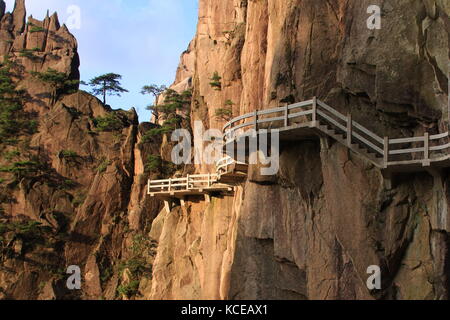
[30,68,79,105]
[0,57,38,140]
[88,73,128,105]
[215,99,234,121]
[141,84,167,121]
[141,85,167,98]
[142,89,192,140]
[209,72,222,90]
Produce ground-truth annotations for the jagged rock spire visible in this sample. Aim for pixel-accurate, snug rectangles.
[12,0,26,35]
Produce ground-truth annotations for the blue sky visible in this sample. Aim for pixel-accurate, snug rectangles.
[5,0,199,122]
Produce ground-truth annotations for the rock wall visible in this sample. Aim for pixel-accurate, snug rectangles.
[0,1,162,300]
[147,0,450,300]
[0,0,449,300]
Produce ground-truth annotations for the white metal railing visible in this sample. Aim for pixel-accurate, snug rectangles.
[222,97,450,169]
[148,173,220,193]
[223,99,315,142]
[215,156,247,175]
[148,99,450,195]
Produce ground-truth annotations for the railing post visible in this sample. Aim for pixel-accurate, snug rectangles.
[254,110,258,131]
[284,103,289,127]
[423,132,430,166]
[186,174,190,190]
[312,97,317,126]
[147,180,150,194]
[347,113,352,147]
[168,179,172,192]
[208,173,211,187]
[383,137,389,169]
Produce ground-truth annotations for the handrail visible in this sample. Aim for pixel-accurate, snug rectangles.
[216,156,247,175]
[221,98,450,169]
[148,174,220,193]
[149,99,450,198]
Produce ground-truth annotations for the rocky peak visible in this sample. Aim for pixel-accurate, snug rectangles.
[12,0,25,35]
[0,0,162,300]
[0,0,79,116]
[0,0,449,301]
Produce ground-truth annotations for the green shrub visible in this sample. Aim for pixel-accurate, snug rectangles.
[30,68,80,104]
[3,150,20,161]
[117,280,140,298]
[19,49,37,59]
[215,107,233,121]
[141,126,172,141]
[0,59,38,141]
[145,88,191,123]
[60,150,79,159]
[100,265,114,285]
[0,161,41,180]
[118,258,149,276]
[24,120,38,134]
[97,159,110,173]
[144,155,162,173]
[0,223,7,235]
[163,116,183,127]
[60,179,77,190]
[72,193,87,207]
[225,99,234,106]
[93,113,123,132]
[29,26,46,33]
[209,72,222,90]
[0,220,49,244]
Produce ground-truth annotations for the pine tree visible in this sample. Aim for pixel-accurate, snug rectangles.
[88,73,128,105]
[30,68,79,104]
[140,84,167,98]
[0,56,37,140]
[141,85,167,121]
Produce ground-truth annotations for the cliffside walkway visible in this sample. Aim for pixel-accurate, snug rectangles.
[148,156,247,204]
[148,98,450,204]
[223,97,450,172]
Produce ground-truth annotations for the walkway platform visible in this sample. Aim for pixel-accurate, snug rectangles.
[148,97,450,208]
[222,98,450,172]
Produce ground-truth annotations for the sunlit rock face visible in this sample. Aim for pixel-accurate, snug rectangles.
[0,1,162,300]
[147,0,450,300]
[0,0,448,300]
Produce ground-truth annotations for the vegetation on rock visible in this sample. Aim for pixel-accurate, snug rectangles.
[215,100,234,121]
[30,68,80,104]
[116,233,156,299]
[88,73,129,105]
[209,71,222,90]
[141,84,167,120]
[144,88,191,138]
[92,113,123,132]
[0,57,38,141]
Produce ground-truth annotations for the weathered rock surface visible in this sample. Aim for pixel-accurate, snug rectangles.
[0,1,161,300]
[1,0,449,300]
[146,0,450,300]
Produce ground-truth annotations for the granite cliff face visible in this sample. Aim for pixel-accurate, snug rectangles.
[146,0,450,300]
[0,0,449,300]
[0,1,162,300]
